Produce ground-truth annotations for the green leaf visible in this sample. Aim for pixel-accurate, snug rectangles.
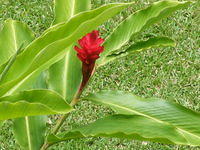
[48,0,91,102]
[0,3,132,97]
[83,91,200,145]
[0,44,25,82]
[12,72,48,150]
[0,89,73,121]
[98,0,191,65]
[1,3,131,84]
[48,114,195,146]
[0,19,34,79]
[13,116,47,150]
[0,20,48,150]
[48,46,82,102]
[0,19,34,66]
[101,37,175,65]
[53,0,91,24]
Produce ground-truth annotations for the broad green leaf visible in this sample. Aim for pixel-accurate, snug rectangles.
[0,19,34,66]
[83,91,200,145]
[0,3,132,97]
[101,37,175,65]
[13,72,48,150]
[0,89,73,121]
[13,116,47,150]
[6,89,67,150]
[98,0,191,65]
[47,115,194,146]
[53,0,91,24]
[0,20,48,150]
[0,22,50,150]
[48,47,82,102]
[48,0,91,102]
[0,19,34,80]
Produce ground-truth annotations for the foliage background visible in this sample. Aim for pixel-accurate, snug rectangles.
[0,0,199,149]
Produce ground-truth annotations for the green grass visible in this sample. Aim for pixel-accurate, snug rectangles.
[0,0,200,149]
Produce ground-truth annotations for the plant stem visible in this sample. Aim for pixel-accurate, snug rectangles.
[40,143,50,150]
[51,88,82,135]
[41,67,96,150]
[52,113,69,134]
[41,93,81,150]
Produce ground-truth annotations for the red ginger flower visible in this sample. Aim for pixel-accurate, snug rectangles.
[74,30,104,92]
[74,30,104,65]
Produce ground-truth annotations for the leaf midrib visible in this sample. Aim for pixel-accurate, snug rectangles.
[71,0,75,17]
[11,21,18,51]
[25,117,32,150]
[63,51,70,98]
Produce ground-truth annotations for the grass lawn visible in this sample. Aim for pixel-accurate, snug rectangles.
[0,0,200,149]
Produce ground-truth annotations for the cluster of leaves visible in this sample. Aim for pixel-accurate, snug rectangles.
[0,0,199,150]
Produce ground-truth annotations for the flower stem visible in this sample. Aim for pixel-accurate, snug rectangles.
[41,66,96,150]
[52,113,70,135]
[40,143,50,150]
[40,101,79,150]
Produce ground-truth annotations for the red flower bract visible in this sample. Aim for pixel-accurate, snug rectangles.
[74,30,104,64]
[74,30,105,93]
